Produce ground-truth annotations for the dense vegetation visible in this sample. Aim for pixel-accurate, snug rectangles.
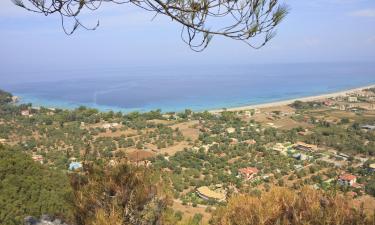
[212,187,374,225]
[0,90,12,105]
[70,162,173,225]
[306,123,375,156]
[290,100,323,110]
[0,141,374,225]
[1,88,375,224]
[0,145,73,225]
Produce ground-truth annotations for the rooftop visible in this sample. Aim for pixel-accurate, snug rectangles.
[196,186,226,201]
[294,142,318,150]
[339,173,356,181]
[238,167,259,175]
[226,127,236,134]
[361,125,375,130]
[244,139,256,145]
[69,162,83,171]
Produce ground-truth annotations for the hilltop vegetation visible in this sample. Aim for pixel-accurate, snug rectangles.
[0,90,12,104]
[212,187,374,225]
[1,88,375,224]
[0,145,374,225]
[0,145,73,225]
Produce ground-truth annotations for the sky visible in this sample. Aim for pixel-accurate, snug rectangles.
[0,0,375,75]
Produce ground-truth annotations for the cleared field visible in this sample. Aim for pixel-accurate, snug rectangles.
[170,120,200,141]
[95,129,138,138]
[156,141,191,155]
[126,149,156,162]
[172,200,211,225]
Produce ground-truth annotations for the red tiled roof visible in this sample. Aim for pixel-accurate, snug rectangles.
[244,139,257,145]
[239,167,258,175]
[339,173,356,181]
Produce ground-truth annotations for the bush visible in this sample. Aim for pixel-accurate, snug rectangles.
[70,162,172,225]
[211,187,373,225]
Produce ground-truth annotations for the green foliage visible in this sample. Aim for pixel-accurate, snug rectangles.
[0,145,73,225]
[191,213,203,225]
[290,100,323,110]
[307,124,375,156]
[366,179,375,197]
[1,89,375,225]
[0,89,12,105]
[340,118,350,124]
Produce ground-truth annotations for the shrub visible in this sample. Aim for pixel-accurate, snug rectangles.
[211,187,373,225]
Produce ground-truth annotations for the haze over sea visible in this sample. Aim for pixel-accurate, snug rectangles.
[2,62,375,113]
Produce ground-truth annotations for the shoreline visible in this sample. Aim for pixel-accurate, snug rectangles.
[209,84,375,113]
[13,83,375,114]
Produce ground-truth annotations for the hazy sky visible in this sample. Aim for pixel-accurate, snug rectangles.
[0,0,375,74]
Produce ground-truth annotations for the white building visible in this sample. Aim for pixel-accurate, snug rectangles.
[338,174,357,186]
[226,127,236,134]
[348,96,358,102]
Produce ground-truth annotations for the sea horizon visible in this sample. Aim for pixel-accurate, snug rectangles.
[2,62,375,113]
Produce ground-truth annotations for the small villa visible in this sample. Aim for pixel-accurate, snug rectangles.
[273,143,287,155]
[323,100,334,106]
[361,125,375,131]
[69,162,83,171]
[196,186,226,202]
[238,167,259,180]
[244,139,256,145]
[102,123,120,130]
[32,154,44,164]
[11,96,19,103]
[226,127,236,134]
[348,96,358,102]
[292,153,308,161]
[230,138,239,145]
[293,142,318,152]
[369,163,375,173]
[338,173,357,187]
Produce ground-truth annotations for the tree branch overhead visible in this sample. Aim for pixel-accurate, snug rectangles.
[13,0,288,51]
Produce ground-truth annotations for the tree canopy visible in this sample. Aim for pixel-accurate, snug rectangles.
[0,145,73,225]
[0,90,12,105]
[12,0,288,51]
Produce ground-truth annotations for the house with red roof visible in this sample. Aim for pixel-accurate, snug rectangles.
[323,100,334,107]
[338,173,357,187]
[244,139,256,145]
[238,167,259,181]
[32,154,44,164]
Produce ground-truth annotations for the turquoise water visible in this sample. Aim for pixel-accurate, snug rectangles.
[2,63,375,112]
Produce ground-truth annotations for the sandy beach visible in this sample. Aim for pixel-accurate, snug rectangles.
[210,84,375,113]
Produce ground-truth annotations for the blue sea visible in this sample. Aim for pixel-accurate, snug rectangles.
[1,62,375,112]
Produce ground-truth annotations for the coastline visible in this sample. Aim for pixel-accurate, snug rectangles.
[209,84,375,113]
[12,83,375,114]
